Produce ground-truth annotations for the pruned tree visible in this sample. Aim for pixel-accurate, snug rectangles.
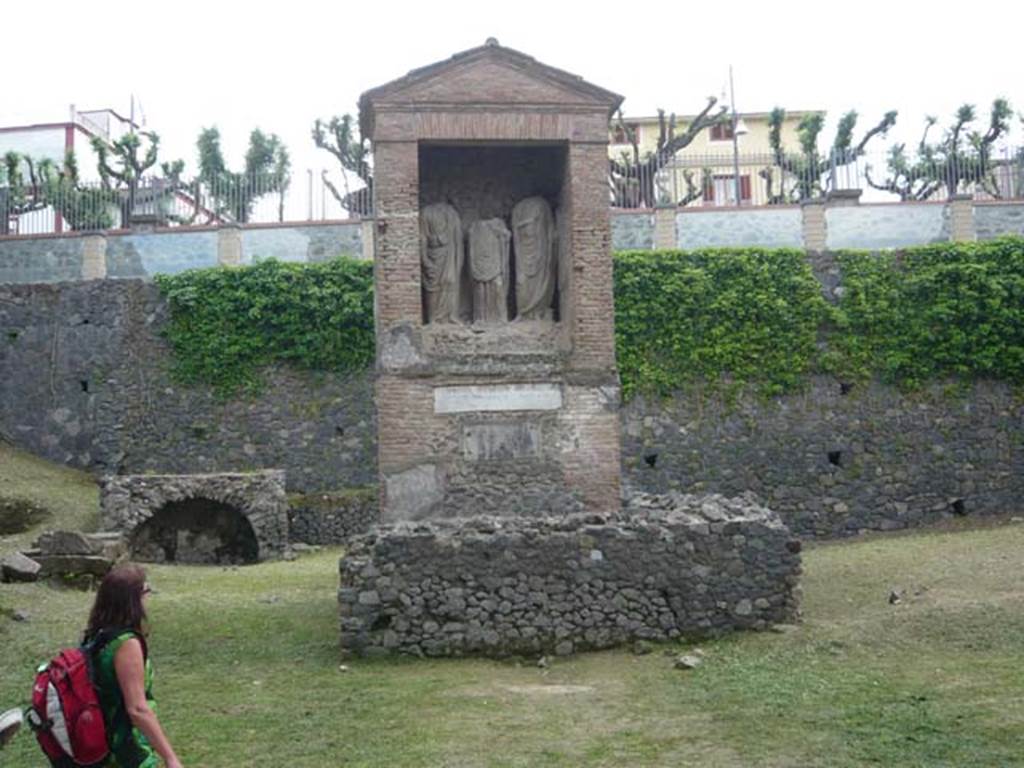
[0,151,114,234]
[610,98,727,208]
[1,152,52,234]
[1012,112,1024,198]
[197,127,291,223]
[865,99,1013,200]
[271,143,291,222]
[767,107,897,201]
[91,130,162,226]
[312,114,373,216]
[676,167,715,206]
[51,150,117,231]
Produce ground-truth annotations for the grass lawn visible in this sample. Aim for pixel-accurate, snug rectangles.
[0,444,98,550]
[1,443,1022,766]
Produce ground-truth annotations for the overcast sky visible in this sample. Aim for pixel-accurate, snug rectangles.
[5,0,1022,181]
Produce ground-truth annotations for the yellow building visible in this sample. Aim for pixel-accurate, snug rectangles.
[609,109,824,207]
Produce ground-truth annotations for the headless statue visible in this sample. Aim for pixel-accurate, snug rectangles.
[468,218,511,324]
[420,202,463,324]
[512,197,556,321]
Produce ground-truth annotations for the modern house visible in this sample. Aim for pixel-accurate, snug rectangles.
[0,107,141,183]
[0,107,221,235]
[0,108,145,234]
[610,109,825,207]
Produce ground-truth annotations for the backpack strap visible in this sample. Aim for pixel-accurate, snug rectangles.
[83,628,148,689]
[84,628,147,658]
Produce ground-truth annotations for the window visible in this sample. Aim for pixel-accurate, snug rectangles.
[709,123,735,141]
[703,174,752,206]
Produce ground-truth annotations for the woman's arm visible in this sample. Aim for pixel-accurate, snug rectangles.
[113,638,183,768]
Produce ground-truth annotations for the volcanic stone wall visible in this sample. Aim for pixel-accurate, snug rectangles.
[2,280,1021,539]
[0,279,376,493]
[338,494,801,657]
[287,489,379,545]
[621,378,1023,539]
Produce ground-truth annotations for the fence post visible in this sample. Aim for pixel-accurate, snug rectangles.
[653,204,676,250]
[801,198,827,252]
[81,234,108,280]
[218,224,244,266]
[947,194,976,242]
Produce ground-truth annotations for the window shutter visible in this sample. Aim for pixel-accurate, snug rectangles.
[740,175,752,201]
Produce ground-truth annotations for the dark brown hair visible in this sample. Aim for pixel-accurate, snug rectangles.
[86,564,148,639]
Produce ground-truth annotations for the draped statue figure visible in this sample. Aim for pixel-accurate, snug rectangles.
[467,218,511,324]
[420,202,464,324]
[512,197,557,321]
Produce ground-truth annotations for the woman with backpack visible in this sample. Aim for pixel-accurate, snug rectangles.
[85,564,184,768]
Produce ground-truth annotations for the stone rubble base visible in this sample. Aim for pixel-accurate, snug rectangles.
[339,493,802,657]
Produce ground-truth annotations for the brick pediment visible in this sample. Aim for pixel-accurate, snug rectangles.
[381,59,608,107]
[360,42,623,138]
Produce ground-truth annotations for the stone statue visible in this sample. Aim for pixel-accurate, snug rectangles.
[420,202,464,324]
[467,218,511,324]
[512,197,557,321]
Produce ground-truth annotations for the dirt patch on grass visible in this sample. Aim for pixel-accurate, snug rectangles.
[500,684,595,696]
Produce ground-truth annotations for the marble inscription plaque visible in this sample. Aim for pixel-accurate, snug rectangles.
[434,384,563,414]
[462,422,541,461]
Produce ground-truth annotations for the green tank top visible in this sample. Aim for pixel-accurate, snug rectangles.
[92,631,160,768]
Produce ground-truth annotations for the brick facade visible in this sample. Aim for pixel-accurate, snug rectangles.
[362,41,624,519]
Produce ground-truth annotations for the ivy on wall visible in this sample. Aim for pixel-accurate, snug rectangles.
[613,248,828,399]
[828,237,1024,388]
[155,258,374,396]
[155,237,1024,398]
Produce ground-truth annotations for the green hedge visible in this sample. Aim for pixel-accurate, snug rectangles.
[155,237,1024,398]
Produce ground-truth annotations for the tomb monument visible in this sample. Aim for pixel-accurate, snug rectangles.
[361,39,624,519]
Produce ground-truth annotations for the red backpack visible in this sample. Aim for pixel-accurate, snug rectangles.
[26,630,144,768]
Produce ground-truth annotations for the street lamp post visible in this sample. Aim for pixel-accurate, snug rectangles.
[729,65,747,206]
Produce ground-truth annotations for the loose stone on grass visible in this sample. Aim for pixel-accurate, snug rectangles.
[632,640,654,655]
[1,551,41,583]
[674,655,703,670]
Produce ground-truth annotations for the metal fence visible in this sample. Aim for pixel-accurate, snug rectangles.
[610,147,1024,209]
[0,170,371,237]
[4,148,1023,236]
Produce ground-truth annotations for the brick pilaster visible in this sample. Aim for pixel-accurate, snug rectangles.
[81,235,107,280]
[948,194,976,242]
[653,205,676,250]
[372,141,421,336]
[217,225,243,266]
[801,199,827,251]
[568,143,617,371]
